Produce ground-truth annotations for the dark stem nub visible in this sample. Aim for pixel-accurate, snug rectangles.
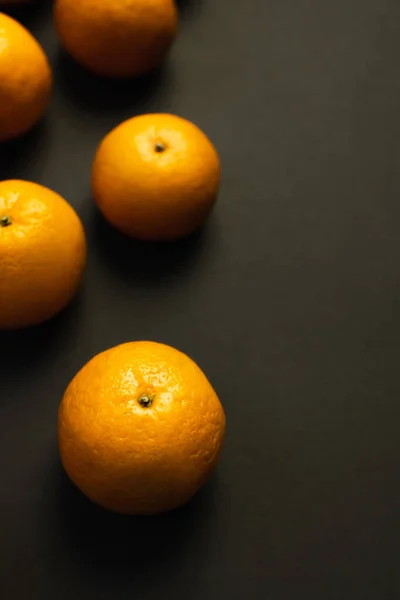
[138,393,155,408]
[155,142,166,153]
[0,215,12,228]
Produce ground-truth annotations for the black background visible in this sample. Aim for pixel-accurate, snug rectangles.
[1,0,400,598]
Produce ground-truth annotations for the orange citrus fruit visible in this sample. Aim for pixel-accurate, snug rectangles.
[92,113,221,241]
[0,180,86,330]
[0,12,52,142]
[58,341,226,515]
[54,0,178,78]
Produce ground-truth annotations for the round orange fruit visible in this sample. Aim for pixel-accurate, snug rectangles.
[58,341,226,515]
[0,12,52,142]
[54,0,178,79]
[0,180,86,330]
[92,113,221,241]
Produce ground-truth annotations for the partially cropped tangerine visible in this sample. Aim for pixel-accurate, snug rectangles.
[58,341,226,515]
[54,0,178,78]
[92,113,221,241]
[0,12,52,141]
[0,180,86,329]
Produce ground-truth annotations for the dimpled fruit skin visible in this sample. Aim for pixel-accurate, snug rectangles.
[54,0,178,78]
[0,180,86,330]
[92,113,221,241]
[58,341,226,515]
[0,12,52,142]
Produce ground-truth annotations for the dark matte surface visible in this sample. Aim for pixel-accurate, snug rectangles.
[1,0,400,598]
